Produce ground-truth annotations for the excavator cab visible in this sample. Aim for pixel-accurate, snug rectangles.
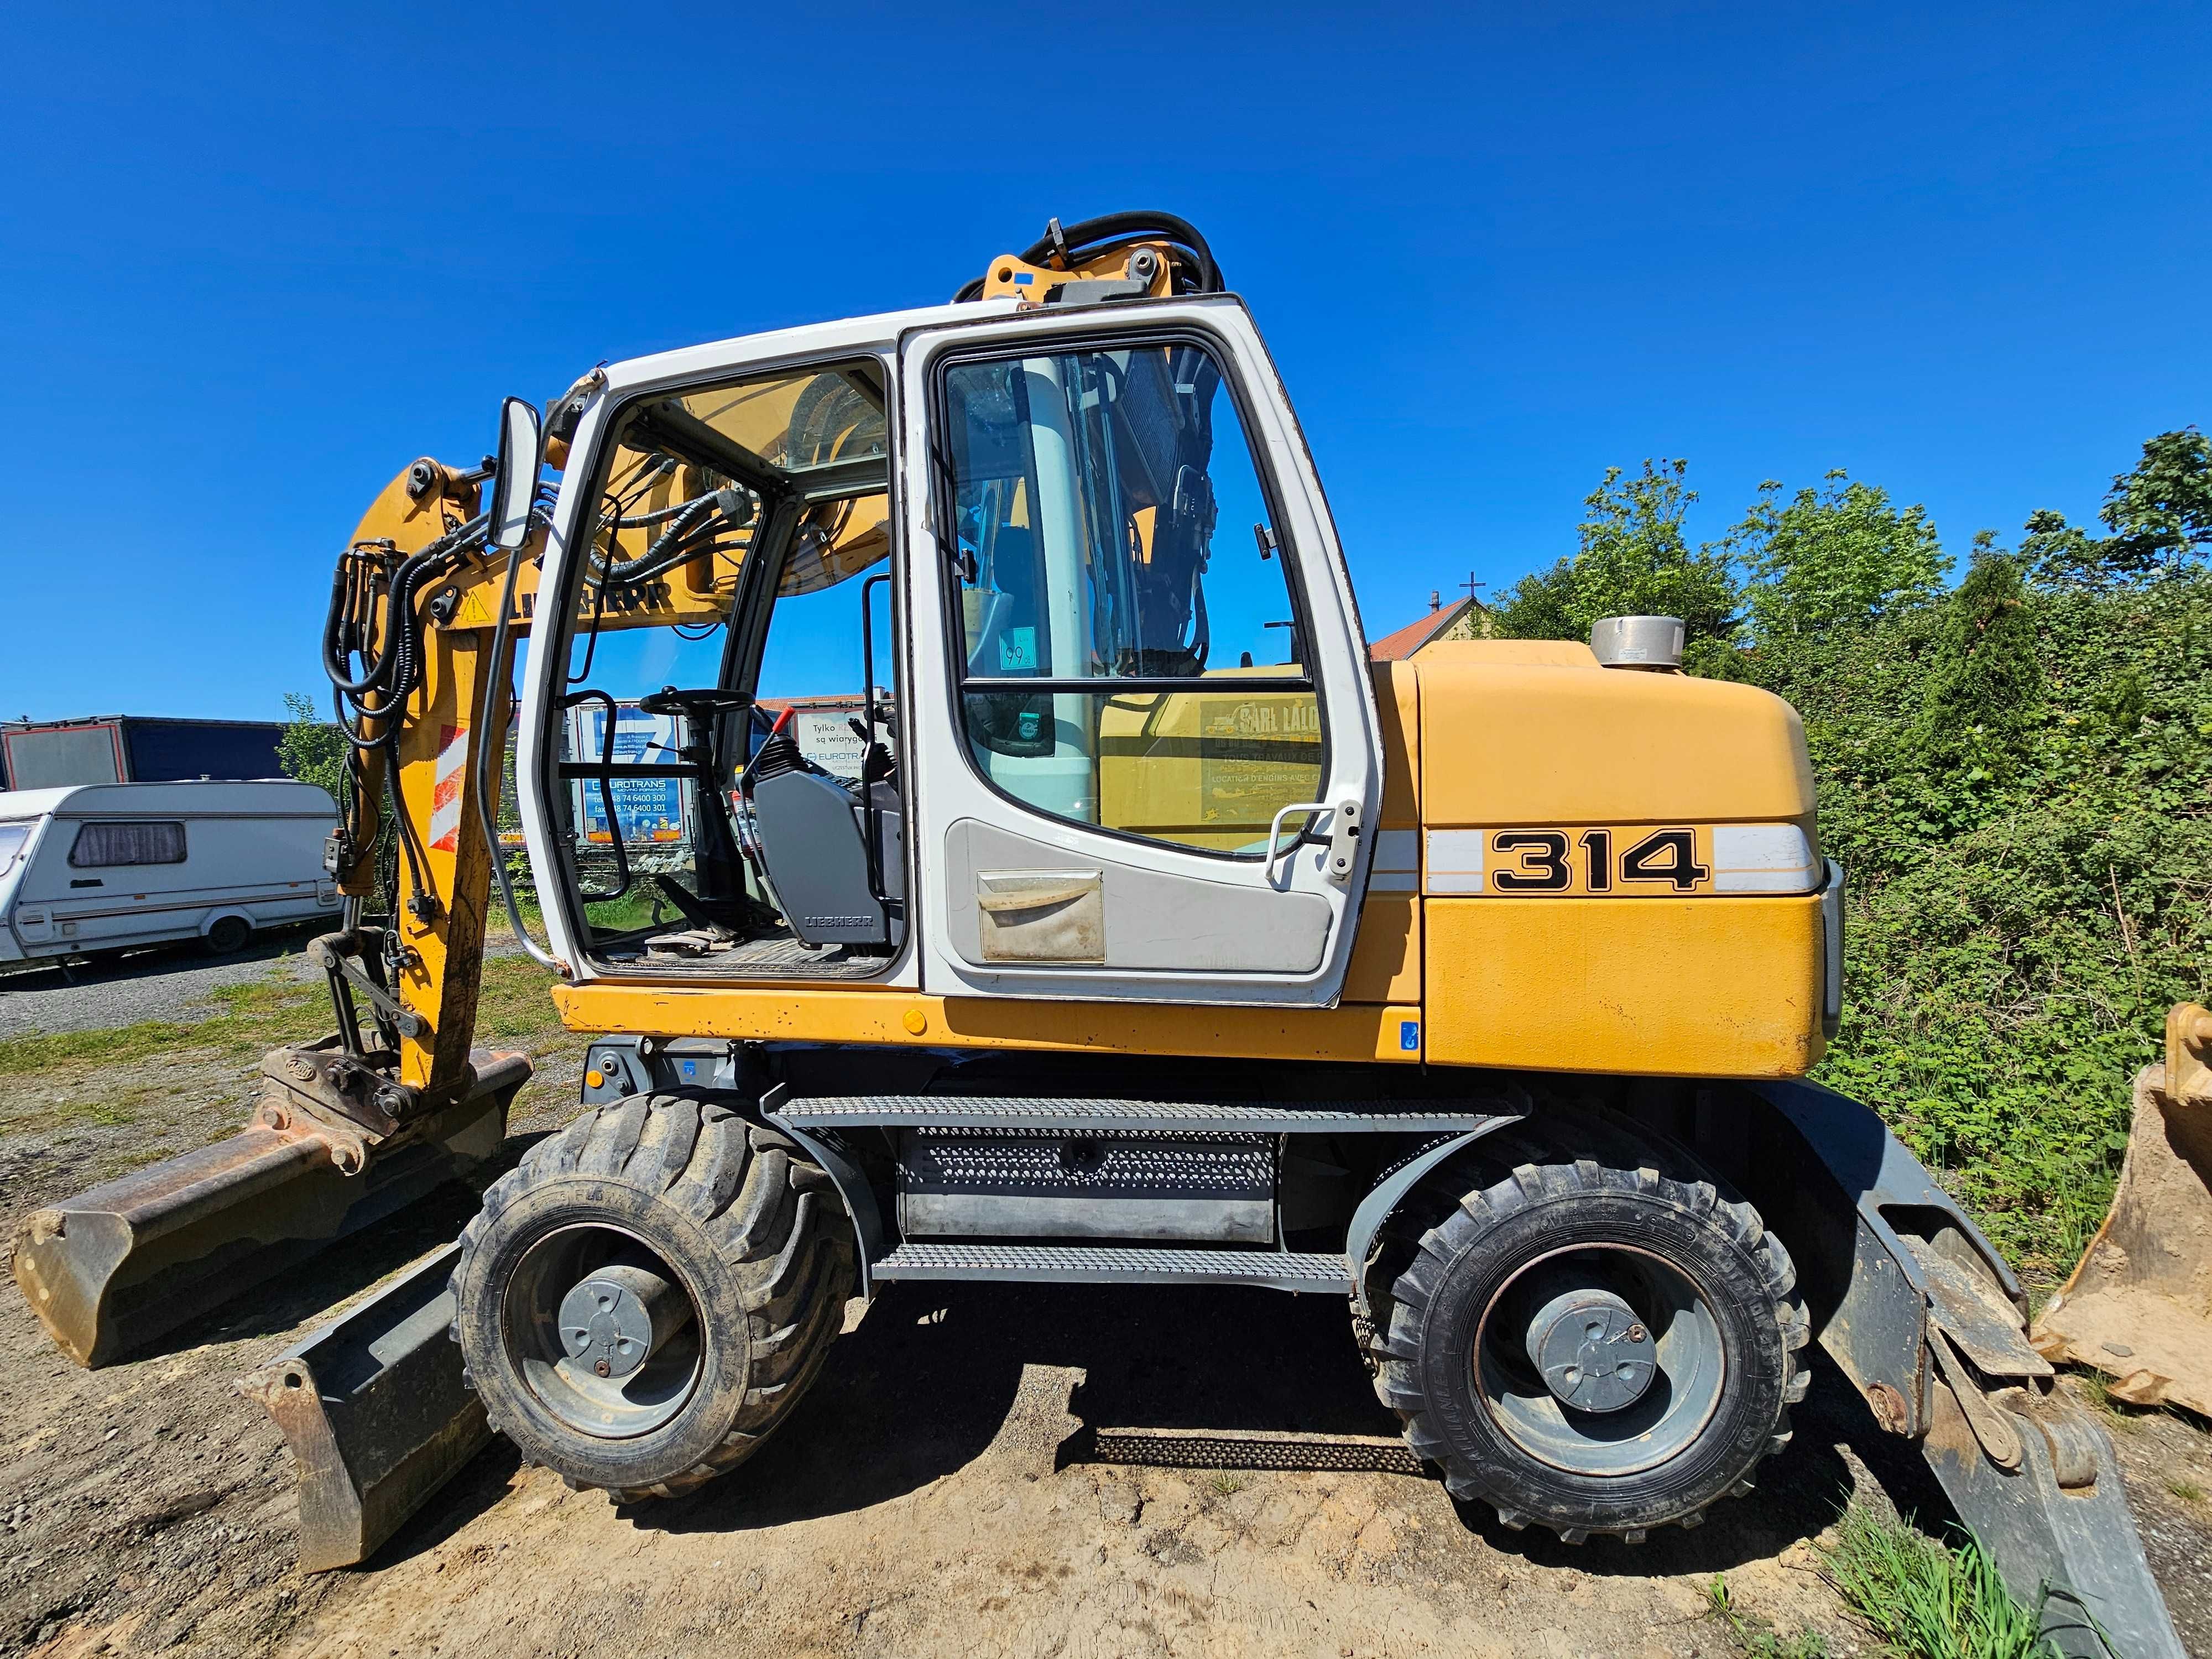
[519,300,1385,1009]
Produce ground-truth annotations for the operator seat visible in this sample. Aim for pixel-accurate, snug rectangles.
[745,728,902,949]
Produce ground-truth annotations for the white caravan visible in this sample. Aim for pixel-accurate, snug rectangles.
[0,780,340,965]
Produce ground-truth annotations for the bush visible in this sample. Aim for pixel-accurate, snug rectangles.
[1496,434,2212,1271]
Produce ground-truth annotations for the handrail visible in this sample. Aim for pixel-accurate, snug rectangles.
[473,538,564,972]
[1263,800,1328,890]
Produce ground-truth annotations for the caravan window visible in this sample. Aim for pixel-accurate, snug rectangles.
[69,821,187,868]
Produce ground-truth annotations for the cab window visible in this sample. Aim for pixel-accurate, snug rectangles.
[940,338,1322,855]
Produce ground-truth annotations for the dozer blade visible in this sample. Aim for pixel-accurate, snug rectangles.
[11,1052,526,1368]
[238,1241,490,1572]
[2032,1006,2212,1417]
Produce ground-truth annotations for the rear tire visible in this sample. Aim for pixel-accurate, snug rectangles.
[1364,1106,1809,1541]
[451,1093,855,1500]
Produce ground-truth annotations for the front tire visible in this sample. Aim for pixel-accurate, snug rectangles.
[1366,1107,1808,1542]
[451,1093,855,1500]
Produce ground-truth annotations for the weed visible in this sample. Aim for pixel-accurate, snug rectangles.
[2069,1369,2143,1432]
[2167,1478,2205,1504]
[1206,1474,1245,1498]
[1705,1574,1828,1658]
[1819,1503,2057,1659]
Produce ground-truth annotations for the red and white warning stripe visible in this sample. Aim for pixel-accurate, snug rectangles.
[428,724,469,854]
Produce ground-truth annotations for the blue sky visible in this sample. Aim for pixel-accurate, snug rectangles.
[2,2,2206,722]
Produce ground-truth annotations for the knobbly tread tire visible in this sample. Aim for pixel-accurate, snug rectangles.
[449,1092,855,1501]
[1361,1102,1809,1542]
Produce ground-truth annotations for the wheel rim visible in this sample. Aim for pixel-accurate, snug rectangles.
[502,1222,706,1439]
[1471,1243,1726,1478]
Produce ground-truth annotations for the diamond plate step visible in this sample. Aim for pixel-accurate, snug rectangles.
[872,1243,1353,1293]
[776,1095,1513,1134]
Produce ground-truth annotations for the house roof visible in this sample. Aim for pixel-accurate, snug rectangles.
[1368,596,1479,661]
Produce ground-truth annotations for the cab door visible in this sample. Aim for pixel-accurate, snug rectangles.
[899,297,1382,1006]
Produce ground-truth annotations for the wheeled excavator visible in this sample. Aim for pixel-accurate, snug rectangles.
[8,215,2188,1656]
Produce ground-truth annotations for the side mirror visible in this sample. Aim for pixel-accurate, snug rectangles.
[489,395,543,552]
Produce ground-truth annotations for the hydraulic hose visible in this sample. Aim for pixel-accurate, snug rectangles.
[322,509,489,925]
[952,212,1224,301]
[589,488,751,588]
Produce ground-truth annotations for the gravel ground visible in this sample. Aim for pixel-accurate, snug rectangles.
[0,927,529,1040]
[0,932,326,1039]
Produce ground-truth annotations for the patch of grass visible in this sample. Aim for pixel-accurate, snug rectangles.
[2069,1369,2145,1432]
[56,1096,142,1128]
[1819,1503,2057,1659]
[1,1092,149,1136]
[1,1013,262,1074]
[2167,1478,2206,1504]
[0,971,328,1078]
[1206,1473,1245,1498]
[471,953,568,1046]
[1705,1575,1829,1659]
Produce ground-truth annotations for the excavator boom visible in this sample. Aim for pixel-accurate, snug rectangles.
[9,456,541,1368]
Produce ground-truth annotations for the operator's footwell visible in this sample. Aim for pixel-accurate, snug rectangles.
[622,930,889,979]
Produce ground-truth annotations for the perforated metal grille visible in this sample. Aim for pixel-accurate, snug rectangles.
[1081,1428,1423,1476]
[900,1129,1272,1197]
[613,933,888,980]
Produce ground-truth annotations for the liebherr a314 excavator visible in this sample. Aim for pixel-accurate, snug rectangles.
[10,215,2187,1655]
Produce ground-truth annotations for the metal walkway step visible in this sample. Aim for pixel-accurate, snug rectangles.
[871,1243,1354,1293]
[776,1095,1514,1135]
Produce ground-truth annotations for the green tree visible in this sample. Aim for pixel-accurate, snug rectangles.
[277,691,350,804]
[1922,542,2042,743]
[1493,459,1738,649]
[2027,427,2212,590]
[1728,471,1949,641]
[2100,426,2212,576]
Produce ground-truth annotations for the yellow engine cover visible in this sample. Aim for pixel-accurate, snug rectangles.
[1406,640,1826,1078]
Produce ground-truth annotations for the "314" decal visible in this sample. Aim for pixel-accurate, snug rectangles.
[1488,827,1710,895]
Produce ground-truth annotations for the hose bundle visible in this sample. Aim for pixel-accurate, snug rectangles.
[321,509,492,925]
[952,212,1224,302]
